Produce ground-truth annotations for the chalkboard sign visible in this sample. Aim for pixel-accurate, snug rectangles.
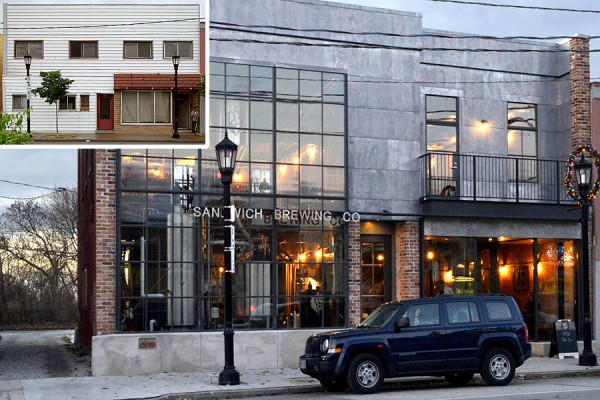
[550,319,579,359]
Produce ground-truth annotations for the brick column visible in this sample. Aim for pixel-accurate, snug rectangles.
[347,221,361,327]
[570,34,591,148]
[569,35,595,339]
[395,221,420,300]
[95,149,117,334]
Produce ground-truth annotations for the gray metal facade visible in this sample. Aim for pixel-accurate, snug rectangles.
[210,0,572,224]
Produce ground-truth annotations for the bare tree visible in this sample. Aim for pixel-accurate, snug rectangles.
[0,188,78,325]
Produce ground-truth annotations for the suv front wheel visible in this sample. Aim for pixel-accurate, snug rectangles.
[480,348,515,386]
[347,353,384,394]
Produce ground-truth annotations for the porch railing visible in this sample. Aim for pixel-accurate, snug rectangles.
[419,152,570,204]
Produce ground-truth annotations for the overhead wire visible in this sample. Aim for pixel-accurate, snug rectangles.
[211,36,598,53]
[211,21,600,41]
[0,179,75,193]
[424,0,600,14]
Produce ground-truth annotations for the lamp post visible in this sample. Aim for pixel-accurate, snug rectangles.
[172,54,180,139]
[574,153,598,366]
[24,53,32,136]
[216,131,240,385]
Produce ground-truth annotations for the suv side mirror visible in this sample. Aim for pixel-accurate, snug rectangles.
[394,316,410,331]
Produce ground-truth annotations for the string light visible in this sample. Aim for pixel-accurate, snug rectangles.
[564,144,600,206]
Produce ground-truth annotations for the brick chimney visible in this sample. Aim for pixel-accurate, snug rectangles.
[570,34,591,148]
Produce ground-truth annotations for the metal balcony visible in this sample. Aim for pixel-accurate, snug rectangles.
[418,152,579,221]
[420,152,570,204]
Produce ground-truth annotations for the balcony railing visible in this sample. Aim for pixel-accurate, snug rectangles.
[420,152,570,204]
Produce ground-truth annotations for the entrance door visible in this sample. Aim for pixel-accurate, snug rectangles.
[360,236,392,320]
[97,94,114,130]
[177,95,189,130]
[477,240,499,294]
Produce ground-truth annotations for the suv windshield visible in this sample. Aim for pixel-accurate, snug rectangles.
[359,303,402,328]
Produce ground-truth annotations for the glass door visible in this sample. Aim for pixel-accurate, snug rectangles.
[360,236,392,320]
[477,239,499,294]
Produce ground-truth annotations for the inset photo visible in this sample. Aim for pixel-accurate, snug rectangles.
[1,0,207,146]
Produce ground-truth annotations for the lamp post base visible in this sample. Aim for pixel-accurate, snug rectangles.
[172,131,180,139]
[579,351,597,366]
[579,318,597,366]
[218,366,240,385]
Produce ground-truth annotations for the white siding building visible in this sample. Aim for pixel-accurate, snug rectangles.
[3,1,202,138]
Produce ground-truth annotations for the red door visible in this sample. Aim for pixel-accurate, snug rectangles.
[97,94,114,130]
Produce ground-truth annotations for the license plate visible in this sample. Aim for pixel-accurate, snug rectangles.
[299,358,306,369]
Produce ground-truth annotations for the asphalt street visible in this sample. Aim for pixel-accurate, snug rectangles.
[234,376,600,400]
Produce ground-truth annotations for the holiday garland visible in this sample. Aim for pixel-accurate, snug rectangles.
[564,144,600,205]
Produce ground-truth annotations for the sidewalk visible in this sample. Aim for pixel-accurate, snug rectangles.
[2,357,600,400]
[27,131,206,145]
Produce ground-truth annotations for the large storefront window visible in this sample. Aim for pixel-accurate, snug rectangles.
[121,91,171,124]
[424,237,577,341]
[117,62,347,332]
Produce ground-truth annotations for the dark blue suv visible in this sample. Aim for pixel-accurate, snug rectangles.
[299,295,531,394]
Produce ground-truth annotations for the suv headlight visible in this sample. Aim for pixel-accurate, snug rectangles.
[320,338,329,353]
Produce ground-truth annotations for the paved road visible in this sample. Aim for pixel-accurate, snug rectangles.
[0,330,89,380]
[234,376,600,400]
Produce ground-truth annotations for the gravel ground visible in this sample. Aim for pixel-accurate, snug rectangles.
[0,330,91,380]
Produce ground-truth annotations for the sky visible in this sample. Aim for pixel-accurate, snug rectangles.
[328,0,600,79]
[0,149,77,212]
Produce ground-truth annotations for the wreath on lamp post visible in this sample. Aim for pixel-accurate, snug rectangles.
[564,144,600,206]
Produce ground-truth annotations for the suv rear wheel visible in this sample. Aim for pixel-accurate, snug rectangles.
[480,348,515,386]
[346,353,384,394]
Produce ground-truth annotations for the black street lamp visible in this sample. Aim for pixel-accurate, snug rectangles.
[216,131,240,385]
[574,153,598,366]
[172,54,180,139]
[24,53,32,136]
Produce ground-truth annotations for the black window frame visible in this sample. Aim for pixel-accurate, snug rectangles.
[507,102,538,182]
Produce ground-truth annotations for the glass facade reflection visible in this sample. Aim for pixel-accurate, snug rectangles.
[424,236,578,341]
[117,62,348,332]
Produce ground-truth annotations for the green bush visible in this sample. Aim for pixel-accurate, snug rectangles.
[0,111,33,145]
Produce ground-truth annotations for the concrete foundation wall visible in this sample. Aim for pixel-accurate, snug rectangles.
[91,329,328,377]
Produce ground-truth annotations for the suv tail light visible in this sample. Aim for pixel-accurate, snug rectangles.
[523,322,530,343]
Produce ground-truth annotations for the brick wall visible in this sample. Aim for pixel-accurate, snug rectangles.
[95,150,117,335]
[570,35,591,148]
[347,221,361,327]
[395,221,421,300]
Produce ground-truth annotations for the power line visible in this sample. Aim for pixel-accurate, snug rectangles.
[4,17,203,30]
[212,36,598,53]
[0,179,75,193]
[211,21,600,41]
[425,0,600,14]
[0,193,56,201]
[213,25,595,53]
